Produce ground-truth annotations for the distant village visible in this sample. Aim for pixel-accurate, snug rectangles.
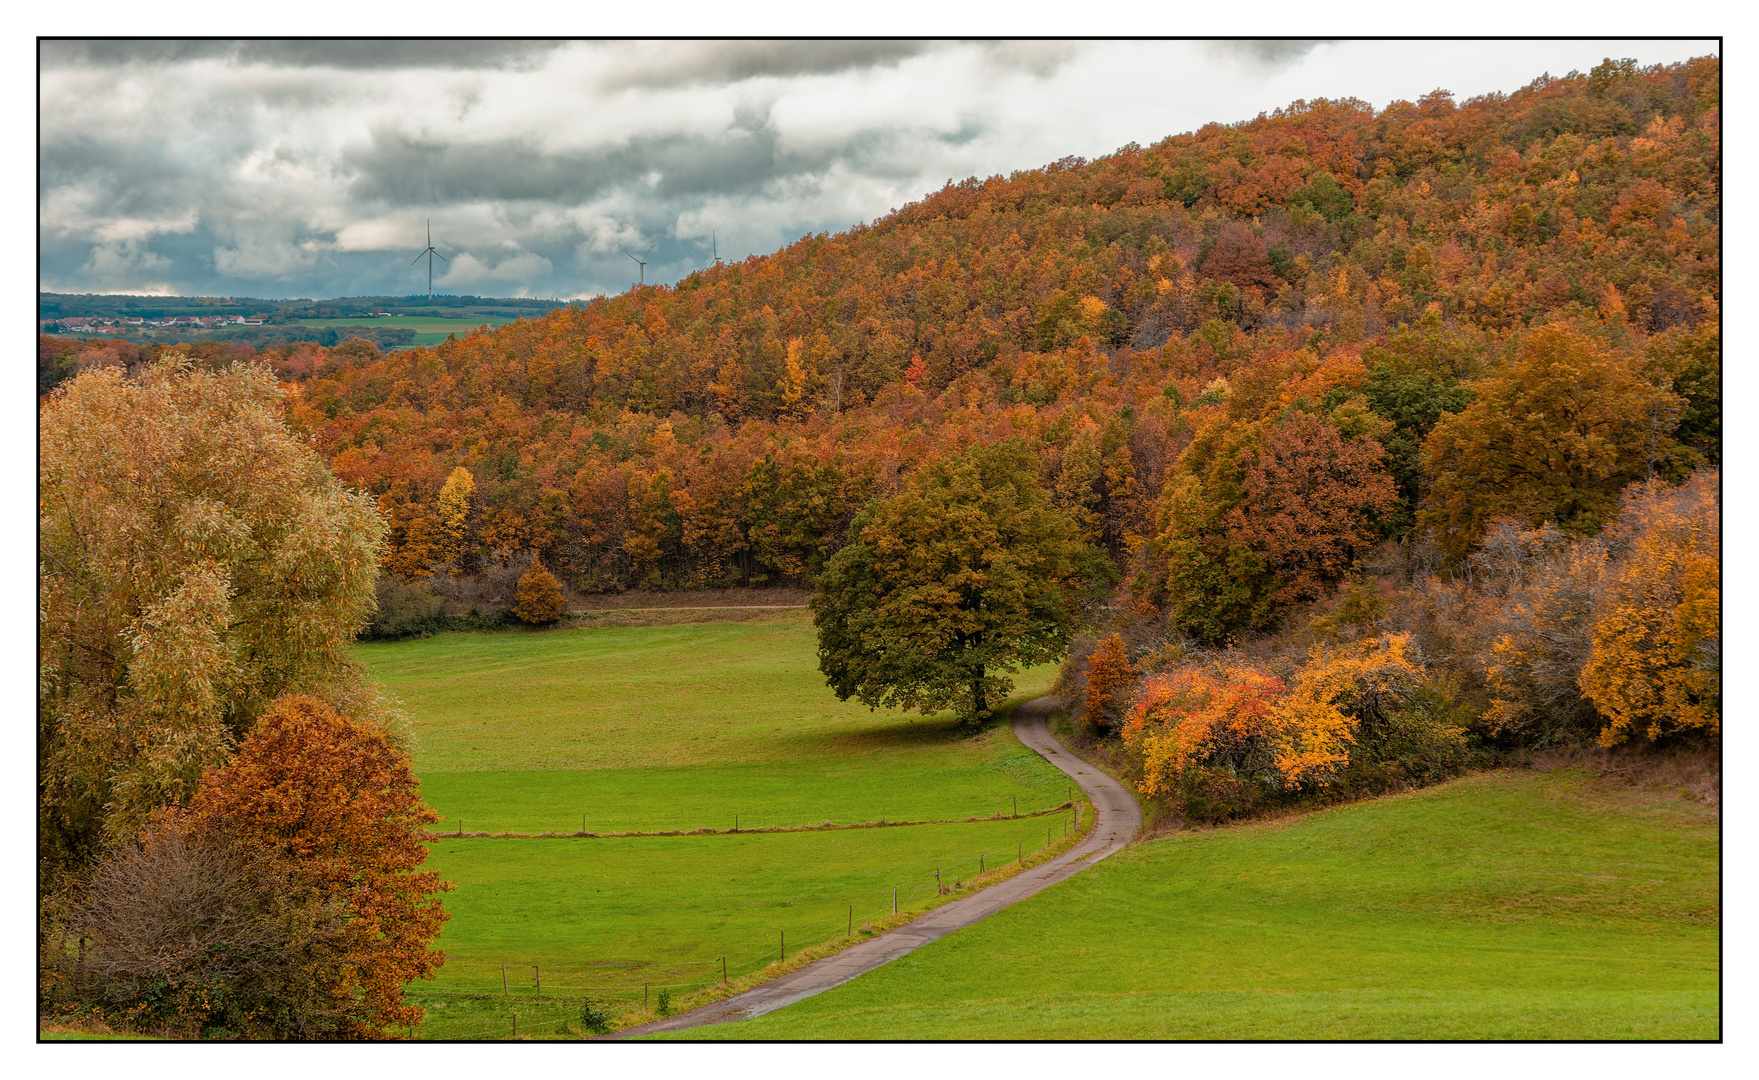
[42,314,272,332]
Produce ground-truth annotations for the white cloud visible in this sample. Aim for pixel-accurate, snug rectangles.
[39,38,1718,299]
[439,250,554,290]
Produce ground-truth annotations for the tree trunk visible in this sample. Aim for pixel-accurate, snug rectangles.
[970,668,987,724]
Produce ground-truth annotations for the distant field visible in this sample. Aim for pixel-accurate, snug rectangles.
[290,314,525,347]
[354,613,1070,1038]
[666,768,1719,1040]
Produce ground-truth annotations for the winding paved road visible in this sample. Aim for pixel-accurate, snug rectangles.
[611,695,1141,1038]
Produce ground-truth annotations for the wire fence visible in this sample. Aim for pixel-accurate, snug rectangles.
[408,802,1090,1039]
[423,789,1083,841]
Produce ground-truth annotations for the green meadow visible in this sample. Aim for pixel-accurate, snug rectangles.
[666,768,1718,1040]
[358,614,1715,1040]
[292,314,524,346]
[357,616,1068,833]
[355,613,1070,1037]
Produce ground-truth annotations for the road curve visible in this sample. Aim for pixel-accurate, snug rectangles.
[609,695,1141,1038]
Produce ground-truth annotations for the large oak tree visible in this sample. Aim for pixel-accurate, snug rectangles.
[812,440,1107,723]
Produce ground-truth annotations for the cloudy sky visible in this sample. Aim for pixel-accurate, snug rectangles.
[39,38,1717,301]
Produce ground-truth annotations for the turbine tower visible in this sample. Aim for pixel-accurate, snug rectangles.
[626,246,654,287]
[412,219,447,299]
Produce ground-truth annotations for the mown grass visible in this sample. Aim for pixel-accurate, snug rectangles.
[662,768,1719,1040]
[408,812,1081,1039]
[354,613,1072,1038]
[358,615,1065,832]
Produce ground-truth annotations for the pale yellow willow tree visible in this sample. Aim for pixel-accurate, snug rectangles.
[40,357,388,873]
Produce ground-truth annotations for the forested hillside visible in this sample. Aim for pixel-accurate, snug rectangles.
[250,56,1712,599]
[47,56,1719,613]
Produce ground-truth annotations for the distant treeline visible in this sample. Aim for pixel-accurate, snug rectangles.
[39,292,569,323]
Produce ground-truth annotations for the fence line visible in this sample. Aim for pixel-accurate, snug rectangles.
[425,801,1075,841]
[415,809,1087,1006]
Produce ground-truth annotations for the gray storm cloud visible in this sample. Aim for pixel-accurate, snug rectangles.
[38,38,1716,300]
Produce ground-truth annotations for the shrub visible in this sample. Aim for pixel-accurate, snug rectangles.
[655,988,673,1017]
[364,573,445,639]
[513,559,566,625]
[578,998,613,1034]
[1122,634,1460,820]
[63,822,351,1039]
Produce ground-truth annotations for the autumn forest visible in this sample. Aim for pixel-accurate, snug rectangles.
[39,53,1720,1039]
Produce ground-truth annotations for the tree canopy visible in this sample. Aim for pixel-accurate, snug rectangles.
[38,357,387,870]
[812,440,1108,722]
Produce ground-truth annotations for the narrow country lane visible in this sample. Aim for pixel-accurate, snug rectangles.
[609,695,1142,1038]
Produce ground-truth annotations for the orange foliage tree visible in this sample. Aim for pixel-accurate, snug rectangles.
[1081,633,1139,734]
[182,695,450,1038]
[513,557,566,624]
[1122,634,1438,816]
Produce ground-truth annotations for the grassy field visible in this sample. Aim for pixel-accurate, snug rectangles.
[358,616,1066,833]
[291,314,524,347]
[662,768,1718,1040]
[354,613,1070,1038]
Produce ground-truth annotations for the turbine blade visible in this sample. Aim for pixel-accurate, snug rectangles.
[433,251,448,262]
[413,251,426,263]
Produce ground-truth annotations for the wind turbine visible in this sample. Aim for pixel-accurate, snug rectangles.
[411,219,447,299]
[626,246,654,287]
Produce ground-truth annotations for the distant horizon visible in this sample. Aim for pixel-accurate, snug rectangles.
[40,289,572,303]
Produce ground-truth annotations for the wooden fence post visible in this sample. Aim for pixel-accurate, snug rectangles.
[502,960,507,997]
[722,956,727,984]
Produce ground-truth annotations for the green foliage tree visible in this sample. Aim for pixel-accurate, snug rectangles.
[1420,325,1683,559]
[1359,360,1475,526]
[38,358,387,872]
[812,441,1108,723]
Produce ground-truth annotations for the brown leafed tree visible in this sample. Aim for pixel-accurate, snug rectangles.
[1081,634,1139,734]
[1420,325,1684,559]
[181,695,451,1038]
[513,557,567,624]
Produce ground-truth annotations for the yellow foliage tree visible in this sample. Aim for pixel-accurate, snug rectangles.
[435,466,475,575]
[39,358,387,868]
[1579,470,1719,744]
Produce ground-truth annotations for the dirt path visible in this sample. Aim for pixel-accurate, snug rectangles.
[610,695,1141,1038]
